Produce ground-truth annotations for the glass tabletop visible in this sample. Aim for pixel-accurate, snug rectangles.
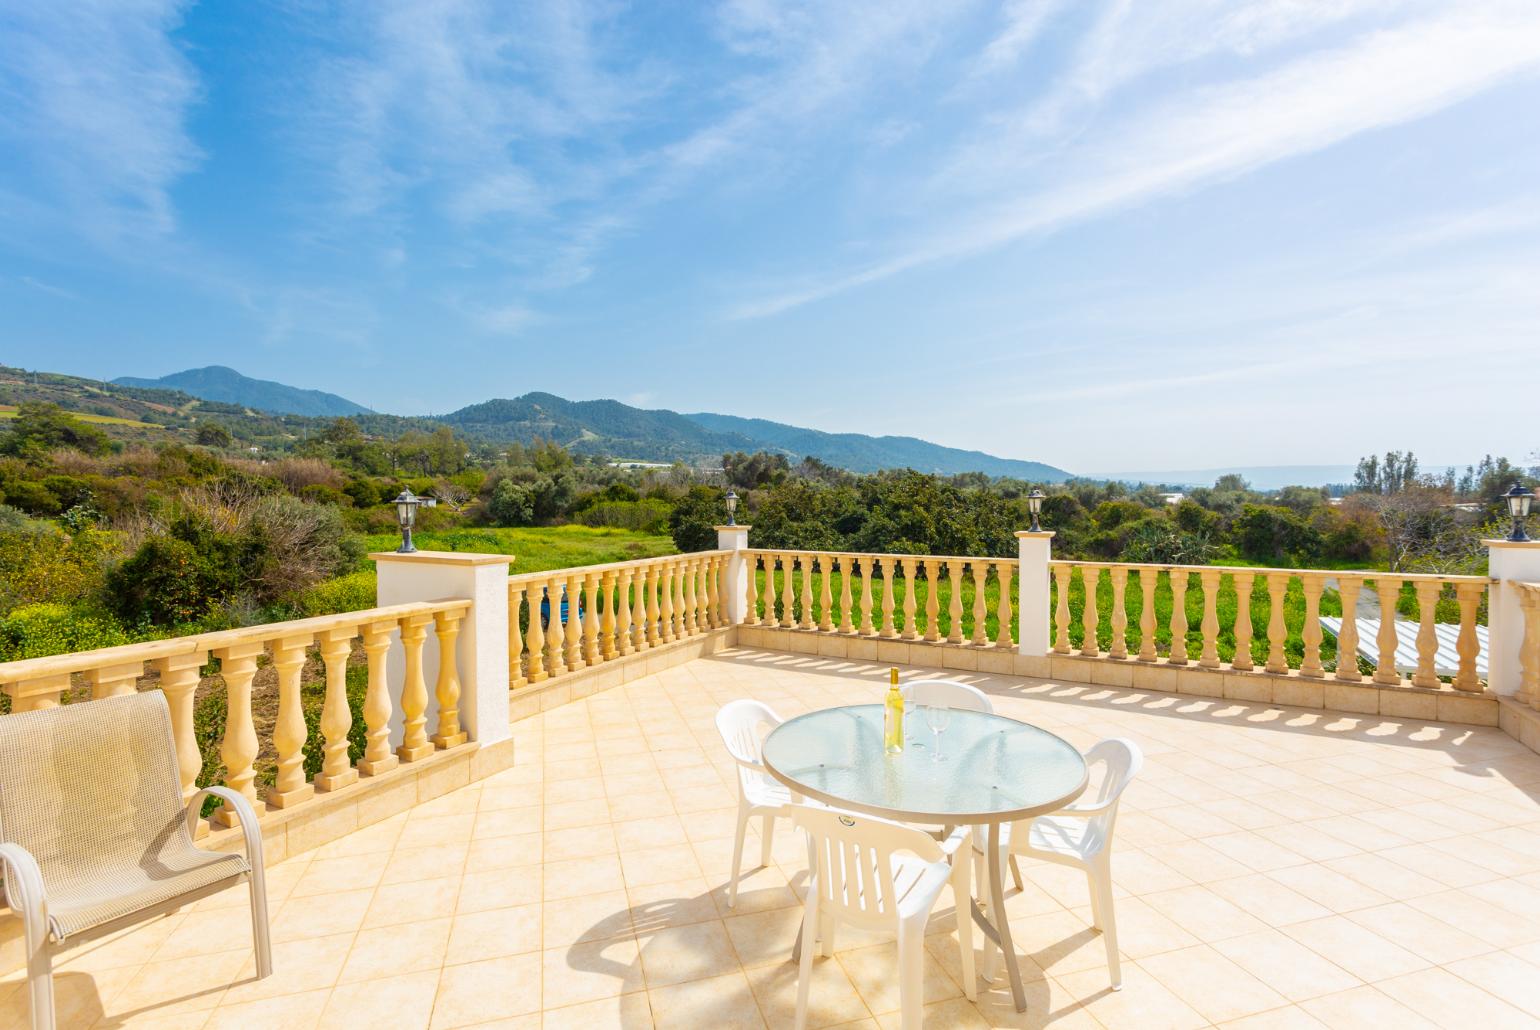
[761,704,1088,824]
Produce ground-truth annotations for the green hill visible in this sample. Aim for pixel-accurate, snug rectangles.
[684,411,1072,480]
[438,393,1071,478]
[437,393,756,462]
[114,366,372,418]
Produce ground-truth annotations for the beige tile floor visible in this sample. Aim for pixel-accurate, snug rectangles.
[6,646,1540,1029]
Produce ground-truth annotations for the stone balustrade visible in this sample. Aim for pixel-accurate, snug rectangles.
[1516,581,1540,709]
[1048,561,1488,691]
[505,552,728,690]
[742,550,1018,649]
[0,600,473,830]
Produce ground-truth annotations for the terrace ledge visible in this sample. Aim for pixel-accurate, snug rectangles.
[370,549,517,567]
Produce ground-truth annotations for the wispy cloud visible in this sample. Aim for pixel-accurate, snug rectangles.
[976,0,1067,74]
[730,1,1540,319]
[0,0,201,241]
[15,275,77,300]
[295,0,660,257]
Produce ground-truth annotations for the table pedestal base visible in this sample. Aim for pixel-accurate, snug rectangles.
[972,822,1028,1012]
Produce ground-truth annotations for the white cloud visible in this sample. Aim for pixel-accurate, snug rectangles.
[0,0,201,239]
[731,2,1540,319]
[977,0,1067,72]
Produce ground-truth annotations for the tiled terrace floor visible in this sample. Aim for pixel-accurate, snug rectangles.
[7,647,1540,1029]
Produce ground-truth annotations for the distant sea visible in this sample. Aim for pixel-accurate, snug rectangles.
[1086,464,1462,492]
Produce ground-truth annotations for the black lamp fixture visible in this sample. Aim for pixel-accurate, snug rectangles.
[393,489,422,553]
[1027,488,1045,533]
[724,489,739,527]
[1505,483,1535,542]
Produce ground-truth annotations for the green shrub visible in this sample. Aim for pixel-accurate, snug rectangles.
[575,498,672,533]
[294,570,377,616]
[3,479,61,515]
[107,533,242,626]
[105,489,355,627]
[0,603,130,661]
[0,525,121,613]
[0,402,114,459]
[669,485,725,551]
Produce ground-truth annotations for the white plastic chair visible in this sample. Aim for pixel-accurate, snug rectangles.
[791,806,975,1030]
[976,737,1142,989]
[715,699,790,908]
[900,679,994,714]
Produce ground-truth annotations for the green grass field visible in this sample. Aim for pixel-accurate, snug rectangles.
[0,404,163,428]
[355,525,677,573]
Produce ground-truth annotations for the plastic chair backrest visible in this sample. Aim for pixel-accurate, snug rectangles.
[900,679,993,714]
[1069,738,1143,839]
[715,699,782,783]
[791,805,942,931]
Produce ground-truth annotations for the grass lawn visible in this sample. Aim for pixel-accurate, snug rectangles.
[355,524,676,574]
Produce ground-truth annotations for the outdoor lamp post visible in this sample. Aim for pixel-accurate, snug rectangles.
[1505,483,1535,542]
[725,489,739,526]
[1027,488,1045,533]
[393,489,422,553]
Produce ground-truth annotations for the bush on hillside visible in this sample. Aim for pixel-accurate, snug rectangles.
[668,485,725,552]
[293,570,377,617]
[0,522,122,613]
[575,499,671,533]
[106,485,356,627]
[0,603,130,662]
[0,402,114,460]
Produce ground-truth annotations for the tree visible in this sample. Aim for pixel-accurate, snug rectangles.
[1233,504,1321,563]
[723,451,788,489]
[1360,485,1479,573]
[195,422,233,448]
[1273,485,1328,516]
[0,402,113,459]
[1353,451,1421,495]
[668,486,724,552]
[431,480,473,512]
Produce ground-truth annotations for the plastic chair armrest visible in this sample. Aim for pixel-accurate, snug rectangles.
[938,824,972,860]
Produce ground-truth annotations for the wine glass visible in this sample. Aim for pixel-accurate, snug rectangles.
[923,702,951,762]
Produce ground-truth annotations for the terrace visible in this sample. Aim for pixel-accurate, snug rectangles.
[4,533,1540,1028]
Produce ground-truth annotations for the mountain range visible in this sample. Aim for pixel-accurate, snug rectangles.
[108,367,1072,479]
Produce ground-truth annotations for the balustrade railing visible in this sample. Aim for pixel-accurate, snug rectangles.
[1049,561,1488,690]
[1516,581,1540,708]
[0,600,472,830]
[742,550,1017,648]
[506,551,728,688]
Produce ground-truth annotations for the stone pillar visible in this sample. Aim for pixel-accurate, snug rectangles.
[372,551,513,748]
[717,525,752,625]
[1487,539,1540,696]
[1016,531,1054,657]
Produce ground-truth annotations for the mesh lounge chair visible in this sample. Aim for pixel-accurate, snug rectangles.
[0,691,271,1030]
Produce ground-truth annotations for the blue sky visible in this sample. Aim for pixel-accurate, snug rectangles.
[2,1,1539,473]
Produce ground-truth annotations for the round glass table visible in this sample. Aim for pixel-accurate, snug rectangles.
[762,704,1087,1012]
